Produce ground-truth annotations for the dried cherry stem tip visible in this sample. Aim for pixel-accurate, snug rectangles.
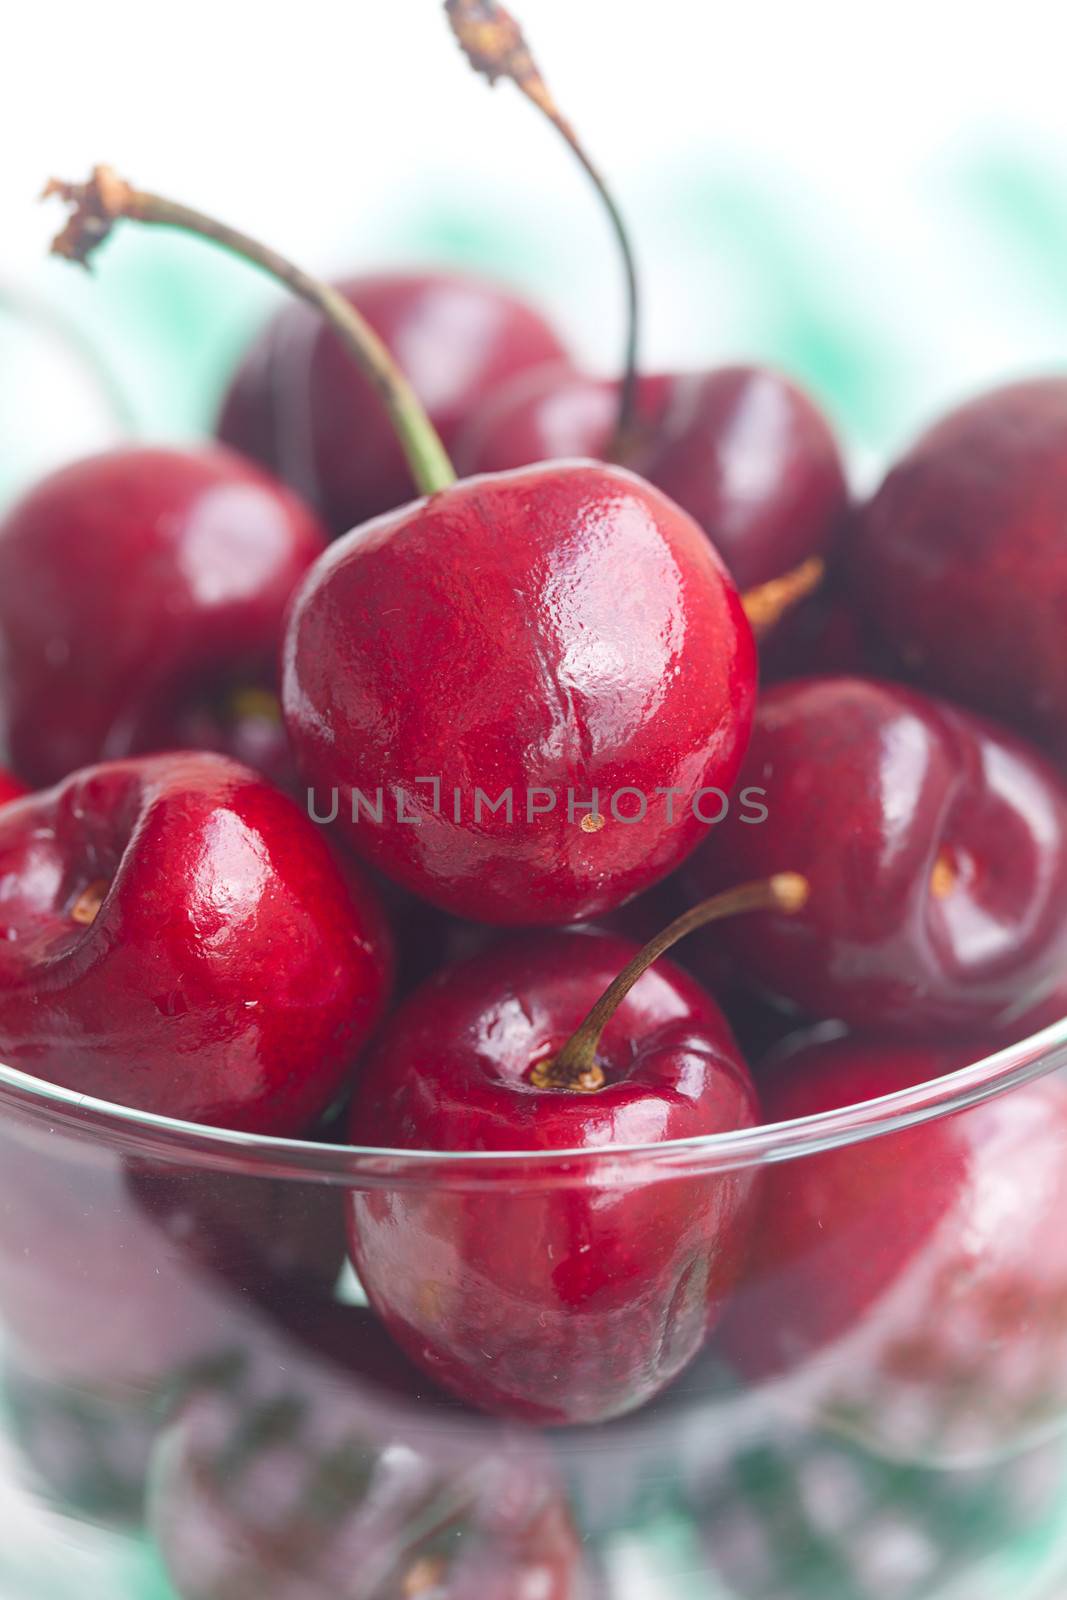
[543,872,809,1092]
[43,167,456,500]
[741,557,825,638]
[445,0,640,446]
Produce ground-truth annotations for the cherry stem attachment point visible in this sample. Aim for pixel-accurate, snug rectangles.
[540,873,810,1092]
[741,556,826,638]
[42,167,457,501]
[445,0,640,450]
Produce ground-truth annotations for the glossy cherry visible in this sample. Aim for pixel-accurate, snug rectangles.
[218,270,571,537]
[0,768,26,807]
[0,446,326,789]
[48,171,758,926]
[153,1302,586,1600]
[345,879,807,1424]
[719,1029,1067,1465]
[685,676,1067,1035]
[286,459,756,922]
[457,362,849,591]
[851,378,1067,757]
[0,751,392,1132]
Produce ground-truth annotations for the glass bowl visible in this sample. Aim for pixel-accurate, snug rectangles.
[1,1015,1067,1599]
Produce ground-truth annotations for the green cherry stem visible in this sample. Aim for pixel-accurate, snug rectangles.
[43,166,457,500]
[534,873,810,1093]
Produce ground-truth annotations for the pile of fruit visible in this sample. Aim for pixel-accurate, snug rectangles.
[1,4,1067,1595]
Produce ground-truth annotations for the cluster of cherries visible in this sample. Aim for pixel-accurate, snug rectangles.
[1,9,1067,1590]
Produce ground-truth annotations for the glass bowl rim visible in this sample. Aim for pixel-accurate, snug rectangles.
[2,1015,1066,1189]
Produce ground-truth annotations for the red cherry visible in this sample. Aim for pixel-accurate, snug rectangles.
[285,460,755,922]
[0,768,27,807]
[0,751,392,1132]
[45,175,759,926]
[851,379,1067,757]
[345,880,808,1424]
[0,446,326,789]
[719,1030,1067,1465]
[218,271,571,537]
[685,676,1067,1034]
[152,1302,586,1600]
[457,363,849,592]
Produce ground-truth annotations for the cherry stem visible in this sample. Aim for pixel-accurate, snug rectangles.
[741,556,825,638]
[543,873,810,1091]
[42,167,457,501]
[445,0,640,450]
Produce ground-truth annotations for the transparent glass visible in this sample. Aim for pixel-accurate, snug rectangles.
[1,1017,1066,1598]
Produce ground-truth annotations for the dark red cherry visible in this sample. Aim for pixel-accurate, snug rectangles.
[218,270,572,536]
[851,378,1067,757]
[285,460,756,923]
[719,1030,1067,1465]
[685,676,1067,1035]
[456,363,848,591]
[0,768,26,807]
[347,922,763,1425]
[0,446,326,789]
[0,751,392,1132]
[152,1302,587,1600]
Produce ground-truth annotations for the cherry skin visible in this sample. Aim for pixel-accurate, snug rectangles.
[346,927,760,1425]
[0,768,26,807]
[851,378,1067,758]
[152,1301,586,1600]
[218,270,572,537]
[284,459,756,924]
[0,446,326,790]
[455,362,849,590]
[718,1030,1067,1465]
[685,676,1067,1035]
[0,751,392,1132]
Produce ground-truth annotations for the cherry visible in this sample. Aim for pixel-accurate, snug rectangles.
[851,378,1067,758]
[218,271,571,540]
[0,767,27,807]
[347,876,806,1424]
[457,363,849,594]
[152,1302,587,1600]
[685,676,1067,1035]
[0,751,392,1132]
[287,459,757,921]
[718,1029,1067,1466]
[0,445,326,790]
[47,169,757,925]
[447,2,847,598]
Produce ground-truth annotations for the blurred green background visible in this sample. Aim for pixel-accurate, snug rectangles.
[5,1,1067,510]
